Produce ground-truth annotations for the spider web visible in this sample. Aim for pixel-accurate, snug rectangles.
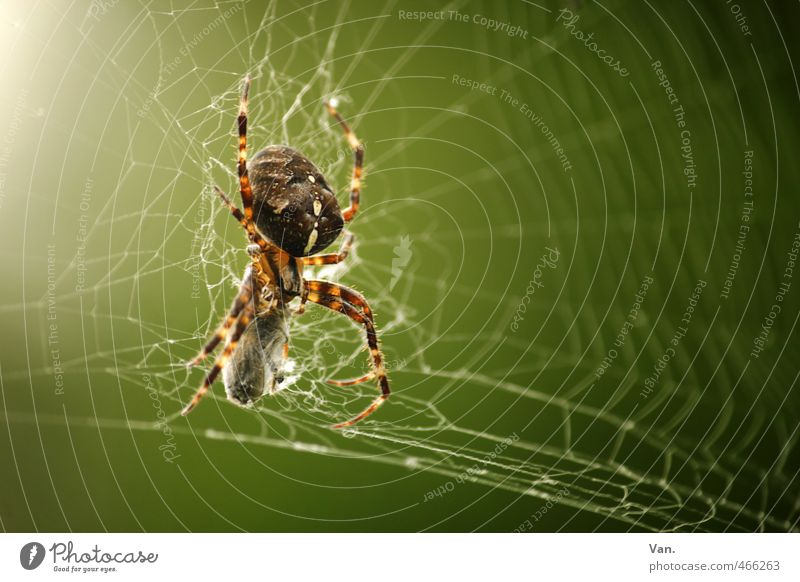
[4,0,800,532]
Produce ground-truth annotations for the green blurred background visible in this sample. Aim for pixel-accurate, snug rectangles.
[0,0,798,532]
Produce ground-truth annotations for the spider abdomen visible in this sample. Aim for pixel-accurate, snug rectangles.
[249,146,343,257]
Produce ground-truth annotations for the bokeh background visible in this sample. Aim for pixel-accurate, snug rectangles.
[1,0,798,532]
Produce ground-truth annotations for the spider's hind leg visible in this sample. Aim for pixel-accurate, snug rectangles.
[182,299,256,416]
[182,265,257,414]
[327,371,376,387]
[186,265,255,368]
[303,280,390,428]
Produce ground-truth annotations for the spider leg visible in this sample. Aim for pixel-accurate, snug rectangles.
[327,371,376,387]
[302,231,355,266]
[307,278,378,385]
[324,100,363,223]
[292,249,359,315]
[304,280,390,428]
[186,271,254,368]
[224,81,291,293]
[237,75,255,223]
[182,296,256,416]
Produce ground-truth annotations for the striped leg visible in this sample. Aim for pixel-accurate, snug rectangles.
[182,297,256,416]
[238,75,255,223]
[304,280,390,428]
[302,232,354,266]
[186,267,254,368]
[324,100,363,222]
[182,264,256,413]
[229,79,292,288]
[305,279,375,318]
[327,372,375,387]
[297,274,373,319]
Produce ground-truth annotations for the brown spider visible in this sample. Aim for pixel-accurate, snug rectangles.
[181,75,390,428]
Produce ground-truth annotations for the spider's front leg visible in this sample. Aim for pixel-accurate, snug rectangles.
[302,279,390,428]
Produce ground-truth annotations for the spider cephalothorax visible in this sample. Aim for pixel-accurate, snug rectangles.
[181,76,389,429]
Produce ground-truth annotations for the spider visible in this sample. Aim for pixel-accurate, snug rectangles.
[181,75,390,428]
